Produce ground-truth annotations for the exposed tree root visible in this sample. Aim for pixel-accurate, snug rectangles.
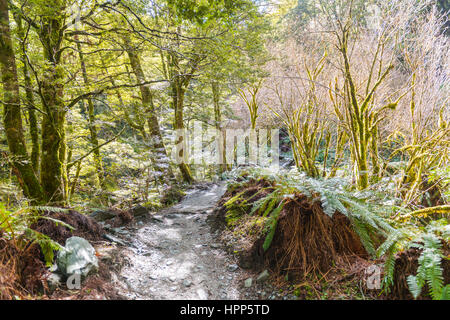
[388,244,450,300]
[31,209,104,245]
[265,198,367,278]
[0,237,46,299]
[216,179,368,280]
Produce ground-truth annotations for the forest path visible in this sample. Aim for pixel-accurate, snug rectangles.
[114,183,251,300]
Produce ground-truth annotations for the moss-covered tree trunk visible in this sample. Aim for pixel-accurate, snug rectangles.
[38,10,66,204]
[13,14,40,173]
[76,40,106,190]
[171,77,194,183]
[125,42,177,187]
[212,81,227,173]
[0,0,44,203]
[337,26,394,190]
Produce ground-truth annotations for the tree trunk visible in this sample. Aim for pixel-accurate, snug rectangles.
[13,14,39,173]
[125,41,177,187]
[76,40,106,189]
[172,78,194,183]
[38,12,65,204]
[0,0,44,203]
[212,81,227,173]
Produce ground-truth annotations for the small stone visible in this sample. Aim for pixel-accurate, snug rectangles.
[183,279,192,287]
[169,276,176,282]
[197,288,208,299]
[210,243,220,249]
[103,234,127,246]
[130,205,148,217]
[170,286,177,292]
[149,275,158,280]
[46,273,63,292]
[166,260,174,266]
[89,209,116,222]
[152,215,164,223]
[244,278,253,288]
[137,221,144,226]
[227,264,239,272]
[257,270,270,283]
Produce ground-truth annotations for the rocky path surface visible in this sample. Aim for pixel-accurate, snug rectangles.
[109,183,263,300]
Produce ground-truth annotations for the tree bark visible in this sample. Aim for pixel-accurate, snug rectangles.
[171,77,194,183]
[76,39,106,189]
[0,0,44,203]
[124,40,177,186]
[13,14,39,173]
[38,10,66,204]
[212,81,227,173]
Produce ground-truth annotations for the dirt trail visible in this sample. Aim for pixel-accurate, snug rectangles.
[111,183,256,300]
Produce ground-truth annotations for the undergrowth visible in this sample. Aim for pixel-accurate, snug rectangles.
[223,166,449,299]
[224,167,395,256]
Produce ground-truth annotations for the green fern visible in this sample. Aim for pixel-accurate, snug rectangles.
[380,220,449,300]
[225,167,397,257]
[1,205,69,267]
[24,228,63,267]
[263,201,285,251]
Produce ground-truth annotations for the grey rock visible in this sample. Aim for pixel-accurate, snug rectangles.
[89,209,115,222]
[151,215,164,223]
[256,270,270,283]
[197,288,208,299]
[56,236,98,279]
[227,264,239,272]
[112,227,128,235]
[46,272,63,292]
[103,234,127,246]
[130,205,148,217]
[244,278,253,288]
[183,279,192,287]
[210,243,220,249]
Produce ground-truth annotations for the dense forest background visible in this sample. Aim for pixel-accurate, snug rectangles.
[0,0,449,300]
